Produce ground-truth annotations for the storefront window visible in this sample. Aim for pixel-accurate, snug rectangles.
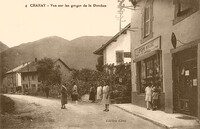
[138,54,161,93]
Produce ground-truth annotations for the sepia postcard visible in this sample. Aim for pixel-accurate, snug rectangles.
[0,0,200,129]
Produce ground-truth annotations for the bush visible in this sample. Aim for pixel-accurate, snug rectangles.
[104,63,131,103]
[0,95,15,114]
[65,69,106,98]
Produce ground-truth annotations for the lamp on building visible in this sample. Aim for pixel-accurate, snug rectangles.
[171,32,177,49]
[129,0,138,8]
[118,0,139,10]
[171,32,186,49]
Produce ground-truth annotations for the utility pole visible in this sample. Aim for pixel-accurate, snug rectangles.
[27,62,30,89]
[12,73,14,93]
[117,0,126,31]
[117,0,140,32]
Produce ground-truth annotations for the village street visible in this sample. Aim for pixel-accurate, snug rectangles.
[2,94,165,129]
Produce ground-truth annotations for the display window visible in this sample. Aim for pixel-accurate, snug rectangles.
[137,54,161,93]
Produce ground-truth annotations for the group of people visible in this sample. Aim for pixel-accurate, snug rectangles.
[49,81,160,112]
[89,81,110,112]
[145,82,160,111]
[60,82,78,109]
[60,81,110,112]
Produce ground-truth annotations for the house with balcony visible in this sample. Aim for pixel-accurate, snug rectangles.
[130,0,200,118]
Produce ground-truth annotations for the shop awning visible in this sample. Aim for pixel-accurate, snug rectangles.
[133,50,161,63]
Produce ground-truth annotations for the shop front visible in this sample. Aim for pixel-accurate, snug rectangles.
[132,36,165,110]
[172,44,199,117]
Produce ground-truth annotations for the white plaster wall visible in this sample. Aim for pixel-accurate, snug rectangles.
[103,31,131,65]
[17,73,22,86]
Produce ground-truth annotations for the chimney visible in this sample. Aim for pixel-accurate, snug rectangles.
[35,58,37,62]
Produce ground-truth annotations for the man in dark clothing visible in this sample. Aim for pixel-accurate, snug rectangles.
[45,86,50,98]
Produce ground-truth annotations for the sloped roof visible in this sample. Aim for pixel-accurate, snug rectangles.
[6,62,31,74]
[17,58,71,73]
[93,23,131,55]
[18,61,37,73]
[54,58,72,71]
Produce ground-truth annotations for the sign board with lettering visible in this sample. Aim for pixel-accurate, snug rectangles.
[135,37,161,58]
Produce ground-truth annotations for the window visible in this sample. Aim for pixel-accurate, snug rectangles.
[31,84,36,89]
[141,0,153,43]
[124,52,131,58]
[116,51,124,64]
[23,84,26,89]
[32,75,35,80]
[146,59,154,78]
[137,54,161,93]
[22,75,25,81]
[144,6,150,37]
[173,0,199,24]
[178,2,191,16]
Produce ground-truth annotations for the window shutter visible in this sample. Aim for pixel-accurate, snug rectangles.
[116,51,124,63]
[144,6,150,37]
[116,51,119,63]
[149,1,153,35]
[141,0,153,41]
[141,8,145,39]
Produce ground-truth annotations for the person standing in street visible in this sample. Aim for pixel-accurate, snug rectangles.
[96,82,103,104]
[152,85,159,110]
[145,82,152,110]
[102,81,110,112]
[72,82,78,104]
[45,86,50,98]
[89,84,95,103]
[61,85,68,109]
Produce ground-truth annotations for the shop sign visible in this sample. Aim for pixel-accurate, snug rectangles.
[135,37,161,58]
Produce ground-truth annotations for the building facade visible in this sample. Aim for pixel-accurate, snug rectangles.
[94,23,131,66]
[54,59,72,83]
[2,62,30,93]
[19,58,72,92]
[130,0,200,118]
[3,58,72,93]
[19,61,39,93]
[94,24,132,103]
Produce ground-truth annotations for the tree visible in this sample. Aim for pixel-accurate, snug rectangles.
[37,58,61,87]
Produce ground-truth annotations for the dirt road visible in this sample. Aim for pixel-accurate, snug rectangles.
[1,94,164,129]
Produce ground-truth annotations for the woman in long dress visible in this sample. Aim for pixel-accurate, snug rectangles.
[72,82,78,104]
[61,85,68,109]
[102,82,110,112]
[96,83,103,104]
[89,84,95,103]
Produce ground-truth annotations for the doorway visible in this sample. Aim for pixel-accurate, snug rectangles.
[173,47,198,116]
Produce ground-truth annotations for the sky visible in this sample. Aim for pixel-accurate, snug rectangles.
[0,0,131,47]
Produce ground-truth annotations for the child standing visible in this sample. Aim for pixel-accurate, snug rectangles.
[152,85,159,110]
[145,83,152,110]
